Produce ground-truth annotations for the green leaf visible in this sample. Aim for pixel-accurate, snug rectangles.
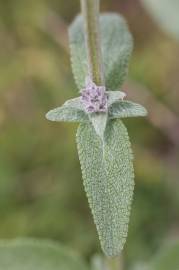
[46,101,88,123]
[76,120,134,256]
[90,113,108,140]
[64,97,84,110]
[141,0,179,41]
[149,241,179,270]
[69,13,133,90]
[0,238,89,270]
[107,91,126,106]
[109,101,147,119]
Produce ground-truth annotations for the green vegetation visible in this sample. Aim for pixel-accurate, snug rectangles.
[0,0,179,269]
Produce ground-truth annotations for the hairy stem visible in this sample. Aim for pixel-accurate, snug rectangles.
[80,2,122,269]
[80,0,104,85]
[80,1,123,268]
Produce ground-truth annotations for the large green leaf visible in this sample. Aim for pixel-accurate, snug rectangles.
[0,239,89,270]
[69,13,133,90]
[76,120,134,256]
[141,0,179,41]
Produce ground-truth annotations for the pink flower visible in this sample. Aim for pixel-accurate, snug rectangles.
[80,78,108,113]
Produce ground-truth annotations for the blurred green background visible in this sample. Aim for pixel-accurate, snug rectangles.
[0,0,179,268]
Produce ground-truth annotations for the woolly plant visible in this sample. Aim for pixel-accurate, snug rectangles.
[46,0,147,258]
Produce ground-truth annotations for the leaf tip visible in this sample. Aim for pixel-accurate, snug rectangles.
[45,110,54,121]
[141,106,148,117]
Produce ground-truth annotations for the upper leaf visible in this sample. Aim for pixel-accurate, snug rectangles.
[46,98,88,123]
[109,100,147,119]
[69,13,133,90]
[107,91,126,106]
[76,120,134,256]
[63,97,84,110]
[0,238,89,270]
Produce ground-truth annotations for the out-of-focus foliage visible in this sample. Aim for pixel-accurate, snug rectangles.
[0,0,179,269]
[141,0,179,41]
[0,238,88,270]
[132,241,179,270]
[90,254,106,270]
[149,241,179,270]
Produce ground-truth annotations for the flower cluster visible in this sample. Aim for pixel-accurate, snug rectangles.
[80,78,108,113]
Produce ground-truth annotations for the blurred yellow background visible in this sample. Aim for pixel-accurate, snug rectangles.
[0,0,179,267]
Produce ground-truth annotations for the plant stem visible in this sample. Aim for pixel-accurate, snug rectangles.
[80,1,122,268]
[80,0,104,85]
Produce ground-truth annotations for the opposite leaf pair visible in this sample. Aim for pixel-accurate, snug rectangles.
[46,78,147,139]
